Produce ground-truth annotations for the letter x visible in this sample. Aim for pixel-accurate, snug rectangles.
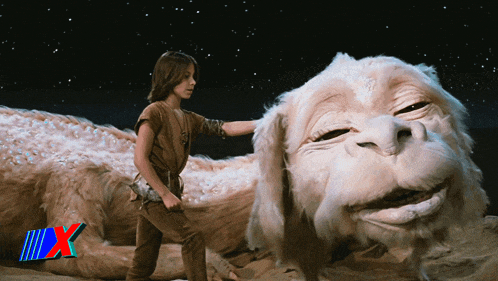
[45,223,86,259]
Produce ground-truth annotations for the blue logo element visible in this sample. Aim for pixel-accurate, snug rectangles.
[19,223,86,262]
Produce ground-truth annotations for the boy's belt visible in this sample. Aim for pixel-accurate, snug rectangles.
[130,166,184,205]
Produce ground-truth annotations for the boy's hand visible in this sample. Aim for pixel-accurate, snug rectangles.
[161,192,182,211]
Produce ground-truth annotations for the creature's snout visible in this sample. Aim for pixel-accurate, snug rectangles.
[348,115,428,157]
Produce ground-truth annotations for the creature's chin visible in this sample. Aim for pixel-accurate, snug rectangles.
[349,185,448,230]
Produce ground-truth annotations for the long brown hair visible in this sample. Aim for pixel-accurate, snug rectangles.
[147,51,200,103]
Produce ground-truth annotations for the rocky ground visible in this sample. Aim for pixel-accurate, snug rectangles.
[2,216,498,281]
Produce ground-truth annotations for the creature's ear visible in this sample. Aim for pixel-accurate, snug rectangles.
[332,52,354,64]
[246,103,289,255]
[415,62,489,228]
[415,63,440,84]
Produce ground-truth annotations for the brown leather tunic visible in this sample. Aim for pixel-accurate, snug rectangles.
[132,100,225,199]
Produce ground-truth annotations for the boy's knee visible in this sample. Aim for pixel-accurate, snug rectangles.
[183,231,205,246]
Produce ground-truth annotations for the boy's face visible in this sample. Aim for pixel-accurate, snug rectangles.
[172,64,196,100]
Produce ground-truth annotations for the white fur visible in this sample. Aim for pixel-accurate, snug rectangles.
[247,53,489,280]
[0,106,256,279]
[0,53,489,280]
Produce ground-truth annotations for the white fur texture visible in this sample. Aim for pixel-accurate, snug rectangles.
[247,53,489,280]
[0,106,257,279]
[0,53,490,280]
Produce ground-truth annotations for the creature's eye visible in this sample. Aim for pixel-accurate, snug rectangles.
[315,129,350,142]
[395,102,430,115]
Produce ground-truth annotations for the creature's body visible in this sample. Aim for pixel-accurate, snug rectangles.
[0,106,257,279]
[0,53,489,280]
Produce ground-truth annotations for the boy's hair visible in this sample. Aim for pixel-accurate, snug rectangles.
[147,51,200,103]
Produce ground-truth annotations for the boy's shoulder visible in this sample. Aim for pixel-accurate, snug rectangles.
[181,109,204,119]
[143,101,169,113]
[142,102,204,120]
[181,108,194,115]
[148,101,165,109]
[137,102,167,122]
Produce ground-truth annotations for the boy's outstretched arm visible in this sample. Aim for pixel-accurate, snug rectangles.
[222,120,256,137]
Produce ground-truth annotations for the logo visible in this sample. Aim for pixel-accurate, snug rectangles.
[19,223,86,262]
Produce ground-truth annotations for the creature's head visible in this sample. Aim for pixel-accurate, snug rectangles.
[247,53,488,270]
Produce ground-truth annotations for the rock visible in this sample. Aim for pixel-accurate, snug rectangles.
[483,215,498,232]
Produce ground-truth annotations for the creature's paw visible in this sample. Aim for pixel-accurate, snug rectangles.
[206,250,240,280]
[43,244,135,279]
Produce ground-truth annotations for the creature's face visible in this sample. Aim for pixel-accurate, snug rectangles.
[287,57,467,248]
[247,54,488,261]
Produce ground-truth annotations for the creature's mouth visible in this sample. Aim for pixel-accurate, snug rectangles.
[346,184,445,213]
[348,180,449,226]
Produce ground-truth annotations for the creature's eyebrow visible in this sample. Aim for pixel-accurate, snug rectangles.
[387,69,429,92]
[311,90,344,104]
[304,93,347,131]
[314,93,348,112]
[388,76,407,90]
[388,83,432,114]
[386,66,416,87]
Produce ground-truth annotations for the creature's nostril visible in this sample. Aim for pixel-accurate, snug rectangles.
[397,130,412,139]
[357,142,376,148]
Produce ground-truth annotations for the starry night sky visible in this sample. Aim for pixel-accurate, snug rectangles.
[1,2,498,212]
[1,2,497,124]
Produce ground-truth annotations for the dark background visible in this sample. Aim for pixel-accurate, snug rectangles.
[1,1,497,214]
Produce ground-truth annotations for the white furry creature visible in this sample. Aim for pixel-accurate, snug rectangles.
[0,106,257,279]
[246,53,489,280]
[0,53,489,280]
